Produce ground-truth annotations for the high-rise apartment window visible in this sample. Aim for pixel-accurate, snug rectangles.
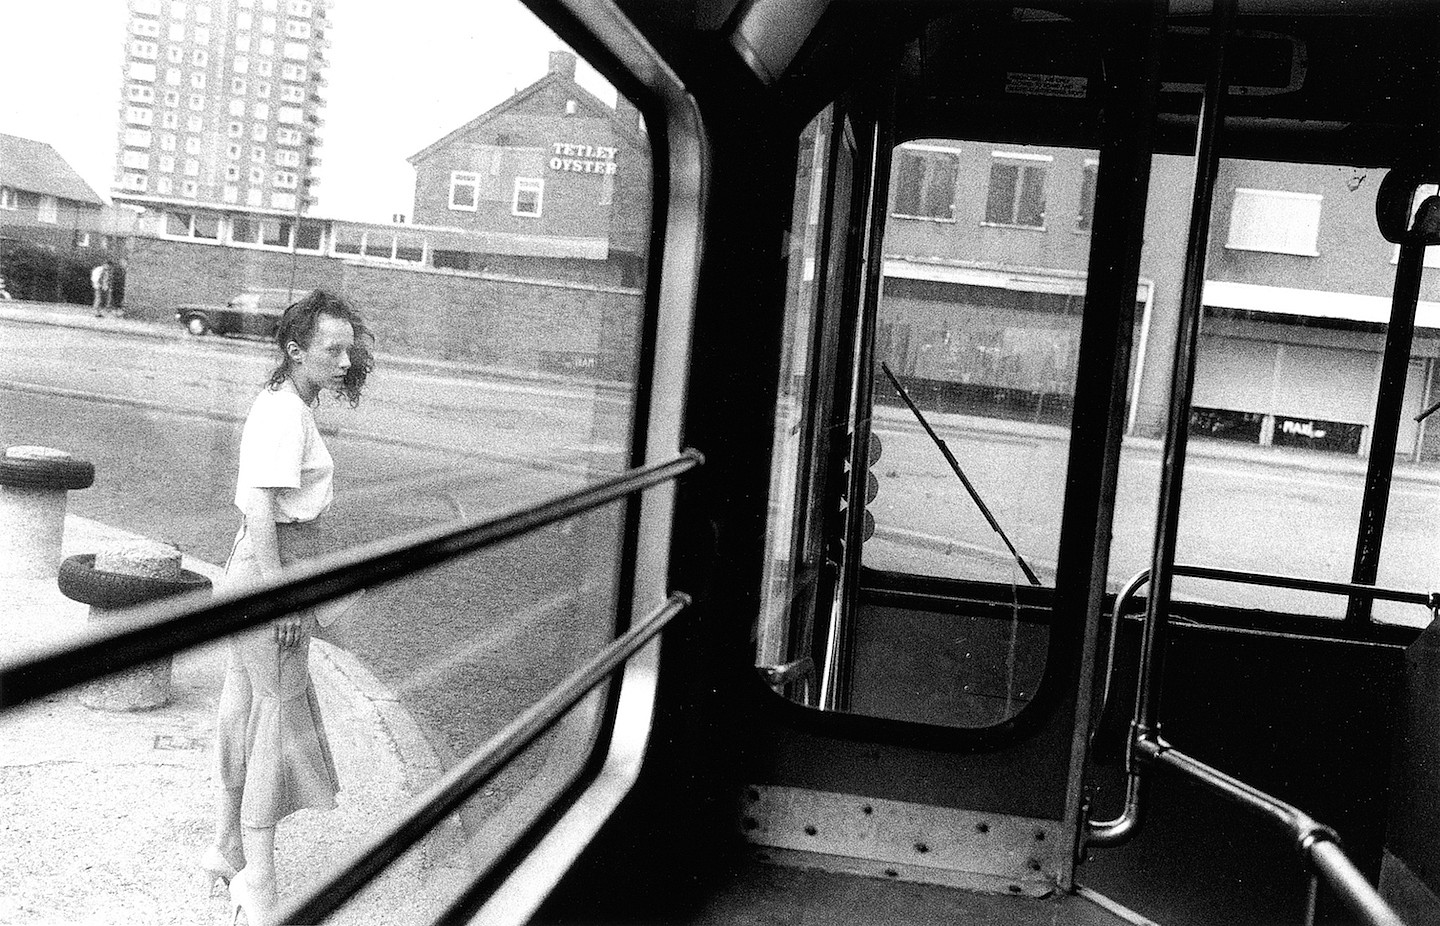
[123,173,148,191]
[167,45,184,62]
[238,12,253,30]
[259,37,276,55]
[257,82,271,98]
[277,105,302,124]
[274,149,300,167]
[229,98,245,116]
[274,171,297,189]
[287,0,313,16]
[170,2,187,18]
[253,124,268,141]
[161,111,178,129]
[196,4,211,23]
[249,167,265,183]
[166,67,181,85]
[132,19,160,37]
[228,121,242,137]
[195,26,209,44]
[255,60,273,77]
[191,54,207,72]
[251,146,266,163]
[123,150,152,170]
[237,34,251,52]
[276,127,301,145]
[285,20,311,38]
[281,85,304,102]
[186,114,202,131]
[223,185,239,203]
[185,137,201,154]
[170,24,185,41]
[182,180,199,199]
[189,94,205,111]
[246,189,263,206]
[232,78,247,93]
[263,16,277,34]
[892,144,960,220]
[124,128,153,147]
[159,155,176,172]
[127,85,155,102]
[126,106,154,125]
[283,41,306,60]
[37,195,58,224]
[130,40,158,59]
[450,171,480,210]
[164,90,180,106]
[156,177,173,195]
[227,143,242,158]
[161,134,176,151]
[225,166,240,181]
[984,152,1050,228]
[1076,160,1098,231]
[234,56,249,74]
[127,61,158,82]
[513,177,543,217]
[184,159,200,176]
[1225,188,1322,257]
[253,102,269,120]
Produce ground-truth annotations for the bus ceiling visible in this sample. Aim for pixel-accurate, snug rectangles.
[613,1,1440,169]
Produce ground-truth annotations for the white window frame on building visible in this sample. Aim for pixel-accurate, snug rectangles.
[1076,158,1099,232]
[36,195,58,224]
[513,177,543,217]
[1225,188,1322,257]
[0,187,17,210]
[983,150,1051,229]
[892,143,961,221]
[450,171,480,211]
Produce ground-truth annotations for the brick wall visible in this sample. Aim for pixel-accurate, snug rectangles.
[123,235,643,379]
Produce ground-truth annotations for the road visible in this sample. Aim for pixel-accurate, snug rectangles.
[865,408,1440,624]
[0,318,636,781]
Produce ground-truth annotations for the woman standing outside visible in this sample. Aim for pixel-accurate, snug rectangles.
[199,290,373,925]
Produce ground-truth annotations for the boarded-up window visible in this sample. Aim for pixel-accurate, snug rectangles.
[1226,188,1322,256]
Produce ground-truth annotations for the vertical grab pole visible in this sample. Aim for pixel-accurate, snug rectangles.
[1133,0,1234,808]
[1347,225,1428,623]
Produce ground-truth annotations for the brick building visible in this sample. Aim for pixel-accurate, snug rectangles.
[0,133,130,302]
[879,139,1440,459]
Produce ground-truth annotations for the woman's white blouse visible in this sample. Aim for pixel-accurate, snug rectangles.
[234,386,334,522]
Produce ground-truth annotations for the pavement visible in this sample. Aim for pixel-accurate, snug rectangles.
[0,515,473,925]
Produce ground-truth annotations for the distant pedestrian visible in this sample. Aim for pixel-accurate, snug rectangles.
[90,261,113,316]
[200,290,373,926]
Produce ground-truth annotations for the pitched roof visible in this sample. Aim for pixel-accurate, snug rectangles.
[407,71,645,165]
[0,133,104,205]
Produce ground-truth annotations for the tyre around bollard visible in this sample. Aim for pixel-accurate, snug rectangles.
[57,539,212,711]
[0,446,94,583]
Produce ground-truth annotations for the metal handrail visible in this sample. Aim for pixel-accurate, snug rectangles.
[278,591,693,926]
[1093,564,1432,754]
[1085,562,1420,926]
[0,449,704,709]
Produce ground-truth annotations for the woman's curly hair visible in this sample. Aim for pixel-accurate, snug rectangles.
[267,289,375,407]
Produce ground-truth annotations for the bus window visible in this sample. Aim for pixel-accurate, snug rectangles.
[0,0,654,918]
[1110,156,1440,626]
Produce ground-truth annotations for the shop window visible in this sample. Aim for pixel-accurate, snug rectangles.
[332,225,363,255]
[1189,407,1263,444]
[293,220,323,251]
[1273,416,1362,454]
[984,153,1049,228]
[1226,188,1322,256]
[450,171,480,211]
[892,145,959,220]
[513,177,543,217]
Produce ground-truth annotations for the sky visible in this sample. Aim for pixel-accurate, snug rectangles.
[0,0,617,222]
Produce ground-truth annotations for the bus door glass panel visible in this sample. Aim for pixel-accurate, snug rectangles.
[1106,157,1438,627]
[758,105,855,702]
[841,140,1105,728]
[0,2,655,917]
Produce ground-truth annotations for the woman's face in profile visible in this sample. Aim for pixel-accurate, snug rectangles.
[289,314,355,400]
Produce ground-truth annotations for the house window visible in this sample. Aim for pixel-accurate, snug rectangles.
[892,145,960,220]
[449,171,480,211]
[74,231,91,247]
[984,152,1050,228]
[0,187,17,210]
[513,177,543,217]
[37,195,58,224]
[1077,160,1099,231]
[1226,188,1322,257]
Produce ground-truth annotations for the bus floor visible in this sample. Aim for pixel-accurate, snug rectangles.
[662,858,1145,926]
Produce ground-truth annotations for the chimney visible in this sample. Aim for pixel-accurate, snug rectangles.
[549,50,577,82]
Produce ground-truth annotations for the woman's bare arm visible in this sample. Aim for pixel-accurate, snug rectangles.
[238,486,303,647]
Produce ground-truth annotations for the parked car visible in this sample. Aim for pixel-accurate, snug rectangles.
[174,289,310,338]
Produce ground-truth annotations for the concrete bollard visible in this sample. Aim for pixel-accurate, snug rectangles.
[0,446,95,582]
[57,539,212,711]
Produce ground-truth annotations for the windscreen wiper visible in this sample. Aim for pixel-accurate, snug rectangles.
[879,361,1041,587]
